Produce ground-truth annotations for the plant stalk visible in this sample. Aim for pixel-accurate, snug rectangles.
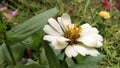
[83,0,90,17]
[0,13,16,65]
[38,49,41,64]
[3,31,16,65]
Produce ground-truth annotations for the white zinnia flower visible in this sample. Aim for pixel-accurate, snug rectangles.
[43,13,103,58]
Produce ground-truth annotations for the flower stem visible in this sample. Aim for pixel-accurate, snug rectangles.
[38,48,41,64]
[83,0,90,17]
[72,57,77,63]
[63,55,66,61]
[57,0,64,15]
[60,55,66,64]
[3,31,16,65]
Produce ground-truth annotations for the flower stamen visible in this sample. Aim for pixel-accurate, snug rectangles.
[64,24,82,44]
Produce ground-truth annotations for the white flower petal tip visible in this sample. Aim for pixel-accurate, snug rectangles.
[61,13,72,28]
[43,35,59,42]
[81,23,92,29]
[57,37,70,44]
[53,43,68,49]
[97,41,103,47]
[51,41,68,49]
[48,18,63,35]
[62,13,70,17]
[51,37,69,49]
[65,46,78,58]
[43,25,60,36]
[79,37,98,47]
[88,48,100,57]
[57,17,66,31]
[73,45,89,56]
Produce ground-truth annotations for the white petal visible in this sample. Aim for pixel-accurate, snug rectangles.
[43,25,61,36]
[57,37,69,43]
[81,23,92,30]
[91,34,103,41]
[43,35,59,42]
[78,36,98,47]
[81,27,99,37]
[61,13,72,30]
[73,45,89,56]
[65,46,78,58]
[90,34,103,47]
[97,41,103,47]
[78,34,103,47]
[48,18,63,35]
[57,17,66,31]
[87,48,100,56]
[51,37,69,49]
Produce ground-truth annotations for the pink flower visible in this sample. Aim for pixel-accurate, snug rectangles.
[2,10,18,20]
[0,6,8,11]
[102,0,111,10]
[2,12,13,20]
[12,10,17,17]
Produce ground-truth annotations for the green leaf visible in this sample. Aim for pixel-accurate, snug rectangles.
[31,30,44,50]
[66,57,75,67]
[40,47,49,65]
[70,64,99,68]
[71,54,105,68]
[25,59,39,65]
[7,64,49,68]
[60,61,68,68]
[68,54,105,68]
[20,37,33,48]
[76,55,86,64]
[32,33,41,49]
[0,46,7,68]
[7,7,58,44]
[2,43,25,64]
[43,41,60,68]
[84,54,105,64]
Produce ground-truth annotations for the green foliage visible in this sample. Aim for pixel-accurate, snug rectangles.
[43,41,60,68]
[7,7,58,44]
[7,64,48,68]
[2,43,25,64]
[84,54,105,64]
[70,64,99,68]
[31,30,44,50]
[0,46,7,68]
[0,0,120,68]
[0,7,58,68]
[68,54,105,68]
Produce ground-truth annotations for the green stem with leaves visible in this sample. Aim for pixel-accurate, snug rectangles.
[37,48,41,64]
[83,0,90,17]
[0,13,16,65]
[3,32,16,65]
[57,0,64,15]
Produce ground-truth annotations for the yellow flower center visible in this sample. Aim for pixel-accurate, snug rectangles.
[64,24,82,44]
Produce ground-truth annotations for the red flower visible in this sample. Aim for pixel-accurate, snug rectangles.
[102,0,111,10]
[68,7,74,13]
